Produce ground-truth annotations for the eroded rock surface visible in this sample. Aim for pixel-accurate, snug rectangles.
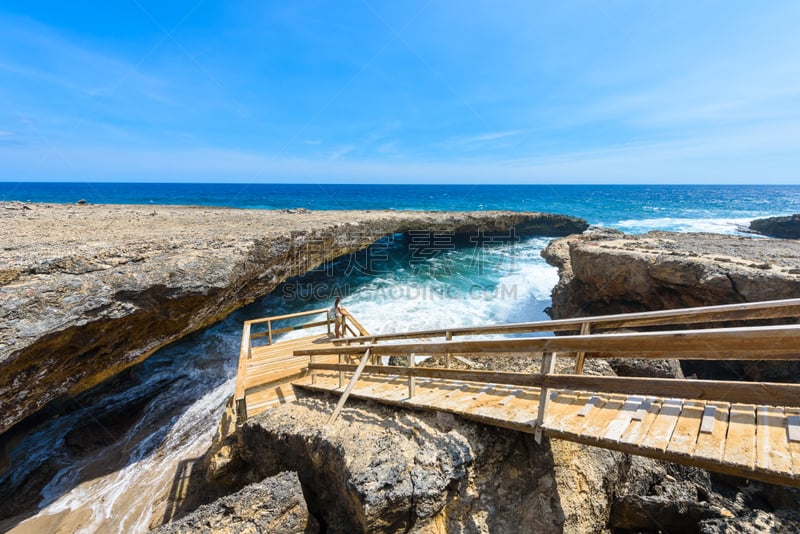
[542,230,800,319]
[0,203,586,437]
[205,393,625,533]
[153,471,318,534]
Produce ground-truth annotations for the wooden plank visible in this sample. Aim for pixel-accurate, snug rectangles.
[667,401,704,457]
[639,399,683,451]
[604,396,644,441]
[579,394,627,442]
[499,390,522,406]
[577,396,601,417]
[788,415,800,443]
[246,366,311,389]
[786,411,800,477]
[553,395,611,438]
[401,379,456,405]
[541,391,587,432]
[631,397,653,422]
[756,406,792,475]
[693,402,730,461]
[298,324,800,359]
[234,322,252,420]
[327,349,372,424]
[247,307,329,325]
[723,404,756,469]
[700,405,717,434]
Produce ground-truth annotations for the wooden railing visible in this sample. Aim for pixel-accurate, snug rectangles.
[334,298,800,372]
[234,307,332,418]
[295,299,800,436]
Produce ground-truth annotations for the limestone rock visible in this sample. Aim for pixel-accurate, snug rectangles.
[153,471,318,534]
[542,230,800,319]
[749,213,800,239]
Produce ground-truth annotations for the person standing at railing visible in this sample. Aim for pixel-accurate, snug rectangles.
[330,296,346,338]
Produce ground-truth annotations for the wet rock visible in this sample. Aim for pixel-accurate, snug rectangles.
[749,213,800,239]
[153,471,318,534]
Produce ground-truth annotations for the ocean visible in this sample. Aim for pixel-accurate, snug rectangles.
[2,182,799,532]
[3,182,799,234]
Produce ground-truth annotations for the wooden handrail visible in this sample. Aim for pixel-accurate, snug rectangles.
[248,307,330,325]
[233,321,252,421]
[332,298,800,346]
[252,320,329,338]
[296,324,800,359]
[306,363,800,407]
[249,307,332,346]
[341,308,370,337]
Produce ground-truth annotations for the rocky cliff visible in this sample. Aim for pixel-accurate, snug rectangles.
[542,229,800,318]
[0,203,586,438]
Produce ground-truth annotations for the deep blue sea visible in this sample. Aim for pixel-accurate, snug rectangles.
[2,182,799,234]
[4,182,800,531]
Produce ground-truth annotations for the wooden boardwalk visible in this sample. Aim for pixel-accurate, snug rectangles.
[294,371,800,487]
[232,298,800,488]
[241,333,338,418]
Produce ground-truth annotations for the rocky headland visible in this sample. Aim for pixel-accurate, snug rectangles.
[0,202,585,441]
[748,213,800,239]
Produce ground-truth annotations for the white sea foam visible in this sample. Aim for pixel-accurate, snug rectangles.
[612,216,758,235]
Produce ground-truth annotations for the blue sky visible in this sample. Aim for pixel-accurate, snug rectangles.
[1,1,799,183]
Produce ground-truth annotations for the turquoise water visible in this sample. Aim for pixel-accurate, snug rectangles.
[3,182,798,530]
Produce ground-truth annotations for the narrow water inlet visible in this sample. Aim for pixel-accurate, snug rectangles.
[0,235,557,533]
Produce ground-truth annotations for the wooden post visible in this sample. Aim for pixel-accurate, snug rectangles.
[327,313,331,336]
[445,331,452,368]
[311,354,317,385]
[535,352,557,443]
[327,349,371,425]
[236,398,247,423]
[339,352,345,389]
[574,322,590,374]
[267,320,273,345]
[408,352,416,398]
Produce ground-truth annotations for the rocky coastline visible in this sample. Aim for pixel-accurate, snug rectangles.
[4,203,800,532]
